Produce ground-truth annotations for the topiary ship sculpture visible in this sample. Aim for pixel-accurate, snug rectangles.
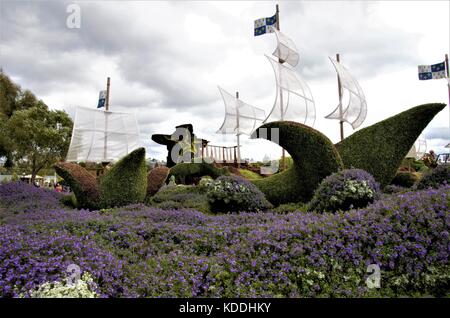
[55,103,445,209]
[251,103,445,205]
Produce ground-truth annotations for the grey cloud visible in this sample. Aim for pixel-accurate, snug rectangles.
[424,127,450,140]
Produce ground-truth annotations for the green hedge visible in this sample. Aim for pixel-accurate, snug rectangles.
[336,103,445,186]
[147,185,211,214]
[146,166,170,198]
[99,148,147,208]
[54,162,100,210]
[251,121,343,206]
[417,164,450,190]
[168,162,229,185]
[390,171,419,188]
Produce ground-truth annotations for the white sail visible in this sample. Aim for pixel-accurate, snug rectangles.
[326,57,367,129]
[271,27,299,67]
[216,86,266,136]
[66,106,141,162]
[264,55,315,126]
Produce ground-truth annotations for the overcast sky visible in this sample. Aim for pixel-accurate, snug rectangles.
[1,0,449,161]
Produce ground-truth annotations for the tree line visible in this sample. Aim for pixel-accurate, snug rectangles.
[0,70,73,183]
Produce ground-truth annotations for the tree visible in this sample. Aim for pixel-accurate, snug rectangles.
[0,71,21,118]
[0,71,38,160]
[6,102,73,183]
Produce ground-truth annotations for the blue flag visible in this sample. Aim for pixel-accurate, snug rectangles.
[97,90,106,108]
[418,61,447,80]
[254,14,277,36]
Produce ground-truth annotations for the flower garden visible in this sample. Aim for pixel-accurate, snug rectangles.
[0,103,449,298]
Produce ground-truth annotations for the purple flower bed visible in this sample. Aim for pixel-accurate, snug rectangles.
[0,182,449,297]
[0,181,63,214]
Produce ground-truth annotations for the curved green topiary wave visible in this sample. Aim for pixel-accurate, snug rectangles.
[250,121,343,206]
[99,147,147,208]
[54,162,100,210]
[336,103,446,186]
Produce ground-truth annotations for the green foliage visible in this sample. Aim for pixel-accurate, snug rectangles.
[278,156,294,170]
[6,102,73,183]
[61,193,78,208]
[0,71,21,118]
[0,71,67,163]
[271,202,308,214]
[251,121,343,205]
[336,103,446,186]
[146,166,170,197]
[420,152,438,168]
[206,176,272,213]
[401,158,429,173]
[99,148,147,208]
[168,162,229,185]
[308,169,380,213]
[416,164,450,190]
[238,168,263,180]
[54,162,100,210]
[147,185,211,214]
[197,176,213,191]
[390,171,419,188]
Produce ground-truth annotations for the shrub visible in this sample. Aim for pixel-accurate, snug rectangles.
[271,202,308,214]
[147,185,211,214]
[54,162,100,210]
[400,158,429,173]
[390,171,419,188]
[99,148,147,208]
[206,175,272,213]
[238,168,263,180]
[61,193,78,208]
[198,176,213,192]
[169,162,229,185]
[336,103,446,186]
[29,272,99,298]
[146,166,170,197]
[251,121,343,206]
[308,169,380,213]
[382,184,409,194]
[416,164,450,189]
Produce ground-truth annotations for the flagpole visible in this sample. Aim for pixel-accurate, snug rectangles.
[103,77,110,162]
[445,54,450,144]
[105,77,110,111]
[337,53,344,141]
[275,4,286,171]
[236,91,241,169]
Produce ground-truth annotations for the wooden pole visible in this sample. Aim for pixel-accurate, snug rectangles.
[105,77,110,111]
[103,77,111,162]
[445,54,450,144]
[276,4,286,172]
[236,91,241,169]
[337,54,344,141]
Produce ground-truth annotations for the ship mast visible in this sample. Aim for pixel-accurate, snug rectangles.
[275,4,287,171]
